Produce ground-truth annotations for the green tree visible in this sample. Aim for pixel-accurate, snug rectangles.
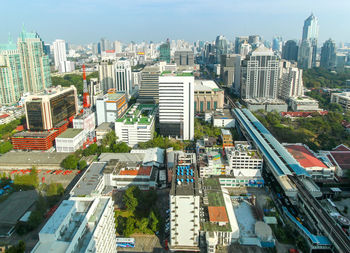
[123,189,138,212]
[61,155,79,170]
[148,210,159,232]
[101,131,117,147]
[6,240,25,253]
[124,217,136,237]
[82,143,98,156]
[0,141,13,153]
[78,160,87,169]
[111,142,131,153]
[136,218,149,233]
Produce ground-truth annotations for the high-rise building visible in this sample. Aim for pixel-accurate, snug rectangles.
[248,35,261,45]
[278,61,304,100]
[24,85,78,131]
[159,74,194,140]
[137,66,160,104]
[298,40,313,69]
[52,39,67,70]
[272,36,283,53]
[159,40,171,63]
[239,42,252,59]
[300,14,319,68]
[115,58,132,98]
[234,36,248,54]
[215,35,228,64]
[282,40,298,62]
[335,53,347,71]
[100,37,112,52]
[220,54,241,91]
[98,60,116,92]
[320,39,336,70]
[241,46,279,99]
[0,29,51,105]
[174,50,194,66]
[114,40,122,53]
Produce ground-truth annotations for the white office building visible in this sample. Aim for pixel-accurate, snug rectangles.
[52,39,74,73]
[31,196,117,253]
[115,59,132,98]
[278,61,304,100]
[96,91,128,126]
[331,92,350,112]
[159,74,194,140]
[55,128,86,153]
[99,60,116,92]
[289,96,319,111]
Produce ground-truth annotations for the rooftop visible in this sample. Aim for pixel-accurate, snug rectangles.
[161,71,193,76]
[285,144,327,169]
[281,111,328,117]
[99,153,145,163]
[194,80,221,92]
[12,129,57,138]
[115,103,157,125]
[119,166,152,176]
[57,128,83,139]
[221,129,231,136]
[0,152,71,166]
[213,109,233,120]
[95,122,113,131]
[208,206,229,223]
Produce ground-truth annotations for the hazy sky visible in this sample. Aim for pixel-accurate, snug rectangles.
[1,0,350,45]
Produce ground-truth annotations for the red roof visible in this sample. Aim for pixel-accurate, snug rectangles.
[333,144,350,152]
[208,206,229,223]
[119,166,152,176]
[0,114,10,119]
[285,144,327,168]
[281,111,328,117]
[328,151,350,171]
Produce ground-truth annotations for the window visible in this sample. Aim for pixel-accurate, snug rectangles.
[207,101,210,110]
[200,101,204,112]
[214,101,217,109]
[194,101,197,111]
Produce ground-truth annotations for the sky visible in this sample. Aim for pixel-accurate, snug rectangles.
[1,0,350,45]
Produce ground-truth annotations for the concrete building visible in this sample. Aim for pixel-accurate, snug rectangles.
[137,65,160,104]
[31,196,117,253]
[169,153,200,251]
[115,58,132,98]
[241,46,279,100]
[159,74,194,140]
[331,92,350,112]
[289,96,319,111]
[194,80,224,113]
[55,128,86,152]
[96,90,127,126]
[278,61,304,100]
[220,54,241,91]
[98,60,116,92]
[95,122,113,144]
[73,111,96,139]
[234,36,249,54]
[52,39,74,73]
[215,35,228,64]
[114,103,157,147]
[198,148,228,177]
[320,39,336,70]
[24,85,78,131]
[301,14,319,68]
[243,98,288,112]
[298,40,313,69]
[88,78,103,108]
[221,129,234,148]
[213,109,235,128]
[175,50,194,66]
[159,40,171,63]
[282,40,298,62]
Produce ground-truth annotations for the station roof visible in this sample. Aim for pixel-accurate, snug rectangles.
[285,144,327,169]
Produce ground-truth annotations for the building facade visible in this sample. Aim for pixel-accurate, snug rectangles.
[194,80,224,113]
[115,59,132,98]
[159,41,171,63]
[137,66,160,104]
[331,92,350,112]
[175,50,194,66]
[55,128,86,152]
[159,74,194,140]
[282,40,298,62]
[96,90,127,126]
[220,54,241,91]
[98,60,116,92]
[320,39,336,70]
[278,61,304,100]
[299,14,319,68]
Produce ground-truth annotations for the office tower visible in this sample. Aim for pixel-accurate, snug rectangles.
[114,40,122,53]
[282,40,298,61]
[335,54,347,71]
[299,14,319,68]
[239,42,252,59]
[320,39,336,70]
[32,196,117,253]
[298,40,313,69]
[52,39,66,71]
[98,60,116,92]
[235,36,248,54]
[241,46,279,99]
[248,35,261,45]
[215,35,228,64]
[220,54,241,91]
[100,38,111,52]
[138,65,160,104]
[174,50,194,66]
[278,61,304,100]
[24,86,78,131]
[115,58,132,97]
[96,90,127,126]
[159,74,194,140]
[159,39,171,63]
[272,36,283,53]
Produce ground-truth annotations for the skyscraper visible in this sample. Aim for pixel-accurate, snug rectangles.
[159,74,194,140]
[235,36,248,54]
[137,66,160,104]
[278,61,304,100]
[53,39,70,72]
[298,40,313,69]
[98,60,116,93]
[215,35,228,64]
[220,54,241,91]
[174,50,194,66]
[282,40,298,62]
[320,39,336,70]
[272,36,283,53]
[299,14,319,68]
[241,46,279,99]
[159,39,171,63]
[115,58,132,98]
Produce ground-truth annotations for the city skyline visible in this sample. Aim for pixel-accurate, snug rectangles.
[1,0,350,45]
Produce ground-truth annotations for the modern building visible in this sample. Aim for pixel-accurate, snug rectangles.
[220,54,241,91]
[282,40,298,62]
[289,96,319,111]
[198,149,228,177]
[159,40,171,63]
[88,78,103,108]
[73,111,96,138]
[175,50,194,66]
[241,46,279,99]
[278,61,304,100]
[284,143,335,181]
[137,65,160,104]
[299,14,319,68]
[331,92,350,112]
[31,196,117,253]
[0,29,51,105]
[234,36,248,54]
[213,109,235,128]
[159,74,194,140]
[320,39,336,70]
[243,98,288,112]
[221,129,234,148]
[215,35,228,64]
[169,153,200,252]
[98,60,116,92]
[272,36,283,53]
[115,58,132,98]
[239,42,252,59]
[55,128,86,152]
[52,39,71,73]
[115,103,157,146]
[24,85,78,131]
[96,90,127,126]
[194,80,224,113]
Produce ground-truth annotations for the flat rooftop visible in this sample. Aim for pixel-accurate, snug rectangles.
[99,153,145,163]
[194,80,221,91]
[119,166,152,176]
[221,129,231,136]
[0,152,71,167]
[208,206,229,223]
[95,122,113,131]
[57,128,83,139]
[213,109,233,119]
[116,103,157,125]
[285,144,327,168]
[12,129,57,138]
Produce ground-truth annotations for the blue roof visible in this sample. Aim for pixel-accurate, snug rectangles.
[242,109,310,177]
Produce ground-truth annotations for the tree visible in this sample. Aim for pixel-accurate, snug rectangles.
[148,210,159,232]
[111,142,131,153]
[136,218,149,233]
[101,131,117,147]
[61,155,79,170]
[78,160,87,169]
[82,143,98,156]
[123,189,138,212]
[0,141,12,154]
[6,240,25,253]
[124,217,136,237]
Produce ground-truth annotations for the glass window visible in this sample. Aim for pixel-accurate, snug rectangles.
[200,101,204,112]
[214,101,217,109]
[207,101,211,110]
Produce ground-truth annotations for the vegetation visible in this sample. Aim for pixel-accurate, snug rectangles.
[13,168,39,190]
[305,90,343,111]
[5,241,25,253]
[115,186,160,237]
[255,110,350,151]
[0,141,13,154]
[51,71,98,95]
[194,118,221,140]
[303,68,350,88]
[138,133,184,150]
[61,155,80,170]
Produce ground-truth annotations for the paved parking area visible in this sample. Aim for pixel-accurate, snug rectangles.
[117,235,166,253]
